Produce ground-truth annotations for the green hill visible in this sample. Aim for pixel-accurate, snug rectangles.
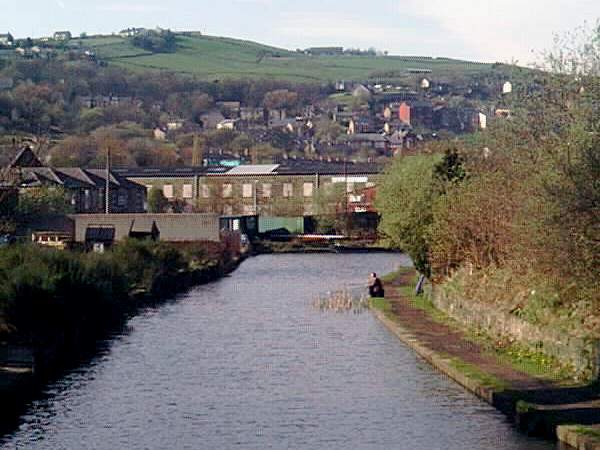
[74,33,501,83]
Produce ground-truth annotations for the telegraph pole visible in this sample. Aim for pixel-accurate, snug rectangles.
[344,150,349,236]
[105,144,110,214]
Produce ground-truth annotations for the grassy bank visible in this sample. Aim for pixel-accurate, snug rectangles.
[374,271,576,384]
[0,240,227,369]
[73,34,499,82]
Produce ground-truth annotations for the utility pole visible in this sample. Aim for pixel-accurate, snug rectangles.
[253,179,258,215]
[344,150,349,237]
[105,144,110,214]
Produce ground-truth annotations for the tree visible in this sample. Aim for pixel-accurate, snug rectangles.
[147,188,168,213]
[17,186,73,221]
[315,118,343,144]
[312,183,347,233]
[263,89,298,110]
[376,154,441,277]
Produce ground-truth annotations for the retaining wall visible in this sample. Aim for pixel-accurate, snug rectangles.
[431,286,600,381]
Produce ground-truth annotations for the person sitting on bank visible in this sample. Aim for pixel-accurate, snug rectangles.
[368,272,385,298]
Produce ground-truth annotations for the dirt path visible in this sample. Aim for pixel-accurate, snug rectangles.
[385,271,551,391]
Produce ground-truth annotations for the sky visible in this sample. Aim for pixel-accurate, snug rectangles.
[1,0,598,64]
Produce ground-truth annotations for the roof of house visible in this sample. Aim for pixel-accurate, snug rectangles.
[227,164,280,175]
[9,147,43,168]
[275,159,382,175]
[20,166,146,191]
[130,218,159,234]
[112,166,228,178]
[340,133,387,142]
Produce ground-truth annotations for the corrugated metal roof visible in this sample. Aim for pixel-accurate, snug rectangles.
[226,164,280,175]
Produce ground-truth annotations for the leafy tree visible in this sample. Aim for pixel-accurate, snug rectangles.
[131,30,177,53]
[315,118,343,144]
[147,188,168,213]
[376,154,441,277]
[312,183,347,233]
[17,186,73,221]
[263,89,298,110]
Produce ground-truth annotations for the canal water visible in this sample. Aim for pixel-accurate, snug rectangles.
[1,254,556,449]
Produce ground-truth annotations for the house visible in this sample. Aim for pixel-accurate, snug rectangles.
[200,111,226,129]
[0,33,14,47]
[348,117,374,134]
[118,27,147,38]
[166,119,185,131]
[335,80,346,91]
[478,112,487,130]
[268,118,297,132]
[433,107,483,133]
[217,119,238,131]
[338,133,388,153]
[495,108,512,118]
[53,31,72,41]
[216,101,241,114]
[352,84,372,100]
[11,147,146,214]
[240,107,266,122]
[502,81,513,95]
[153,127,167,141]
[399,101,433,128]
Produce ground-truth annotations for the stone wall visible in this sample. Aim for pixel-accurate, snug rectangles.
[431,285,600,381]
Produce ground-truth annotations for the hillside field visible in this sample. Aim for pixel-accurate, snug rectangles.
[74,34,502,83]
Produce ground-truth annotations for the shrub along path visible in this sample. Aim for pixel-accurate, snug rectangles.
[375,270,600,446]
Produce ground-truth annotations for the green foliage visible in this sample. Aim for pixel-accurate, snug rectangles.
[131,30,178,53]
[0,240,214,344]
[447,357,509,391]
[72,34,500,83]
[16,186,73,220]
[312,183,346,233]
[147,188,168,213]
[376,154,441,276]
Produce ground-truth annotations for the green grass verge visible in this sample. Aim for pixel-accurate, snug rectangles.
[447,357,510,391]
[380,266,414,283]
[399,275,576,383]
[71,34,506,82]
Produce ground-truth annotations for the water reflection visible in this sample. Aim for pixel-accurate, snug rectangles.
[2,254,556,450]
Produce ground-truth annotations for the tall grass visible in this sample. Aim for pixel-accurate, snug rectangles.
[0,240,216,347]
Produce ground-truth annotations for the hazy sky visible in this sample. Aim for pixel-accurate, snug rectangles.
[1,0,598,64]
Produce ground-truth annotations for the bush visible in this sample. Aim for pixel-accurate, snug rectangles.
[376,154,441,276]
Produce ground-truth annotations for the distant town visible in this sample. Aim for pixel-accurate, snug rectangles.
[0,27,517,242]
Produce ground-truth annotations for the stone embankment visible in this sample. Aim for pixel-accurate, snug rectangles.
[371,270,600,450]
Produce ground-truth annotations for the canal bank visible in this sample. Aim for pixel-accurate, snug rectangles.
[372,269,600,448]
[0,241,246,431]
[1,253,553,450]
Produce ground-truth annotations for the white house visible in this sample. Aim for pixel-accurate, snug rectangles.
[217,119,237,131]
[0,33,14,46]
[502,81,513,95]
[153,127,167,141]
[478,112,487,130]
[53,31,72,41]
